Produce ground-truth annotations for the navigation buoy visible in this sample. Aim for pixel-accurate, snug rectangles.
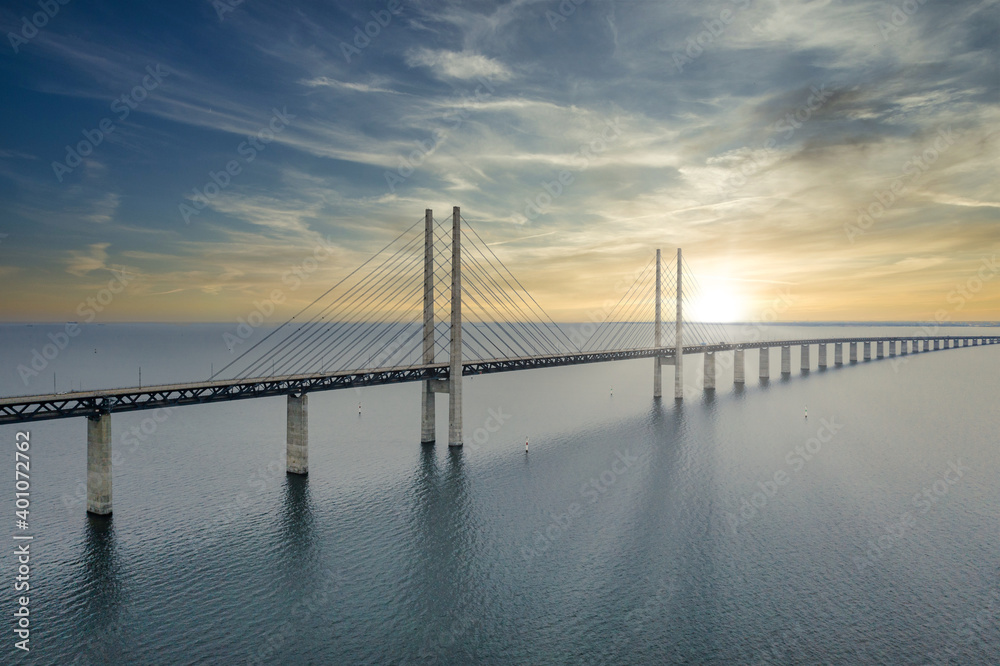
[804,406,808,419]
[525,437,529,453]
[610,386,613,396]
[358,402,362,415]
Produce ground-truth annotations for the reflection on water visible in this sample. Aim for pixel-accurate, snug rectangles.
[3,324,1000,663]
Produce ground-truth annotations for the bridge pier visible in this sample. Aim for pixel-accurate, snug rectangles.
[704,352,715,390]
[87,412,112,515]
[448,207,464,446]
[674,248,684,400]
[834,343,843,365]
[759,347,769,379]
[850,342,857,362]
[876,341,884,359]
[421,209,436,443]
[889,341,896,357]
[653,249,663,398]
[901,341,908,355]
[818,344,827,368]
[734,349,745,384]
[286,393,308,475]
[800,344,809,372]
[864,342,871,361]
[781,346,791,375]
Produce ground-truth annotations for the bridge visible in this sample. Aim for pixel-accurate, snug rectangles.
[2,207,996,515]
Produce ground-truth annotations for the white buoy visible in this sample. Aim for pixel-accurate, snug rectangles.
[358,402,362,415]
[804,406,808,419]
[525,437,529,453]
[610,386,613,396]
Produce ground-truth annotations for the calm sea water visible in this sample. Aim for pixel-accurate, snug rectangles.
[1,323,999,664]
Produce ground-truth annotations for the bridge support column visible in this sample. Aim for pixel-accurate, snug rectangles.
[759,347,769,379]
[876,341,884,359]
[975,339,980,346]
[933,339,939,350]
[653,249,662,398]
[863,342,871,361]
[818,344,827,368]
[850,342,857,362]
[421,209,436,443]
[889,341,896,357]
[704,352,715,390]
[901,341,908,355]
[448,207,463,446]
[734,349,745,384]
[781,346,790,375]
[87,412,112,515]
[834,343,843,365]
[800,344,809,371]
[286,393,308,475]
[674,248,684,400]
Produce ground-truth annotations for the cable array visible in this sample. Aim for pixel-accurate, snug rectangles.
[460,215,578,360]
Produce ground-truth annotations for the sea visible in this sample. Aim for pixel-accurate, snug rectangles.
[1,322,998,664]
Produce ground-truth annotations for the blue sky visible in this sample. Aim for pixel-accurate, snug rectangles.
[0,0,997,322]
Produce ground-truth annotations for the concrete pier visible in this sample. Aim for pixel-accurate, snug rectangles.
[781,346,791,375]
[87,412,112,515]
[876,341,884,359]
[901,341,908,355]
[421,209,436,444]
[800,344,809,371]
[448,207,463,446]
[850,342,857,362]
[286,393,308,475]
[834,342,843,365]
[704,352,715,390]
[818,344,827,368]
[734,349,745,384]
[653,249,662,398]
[759,347,769,379]
[888,341,896,357]
[864,342,871,361]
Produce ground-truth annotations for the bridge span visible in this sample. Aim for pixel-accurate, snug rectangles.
[2,207,996,515]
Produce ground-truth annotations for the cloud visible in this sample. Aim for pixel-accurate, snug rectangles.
[405,48,513,81]
[66,243,110,277]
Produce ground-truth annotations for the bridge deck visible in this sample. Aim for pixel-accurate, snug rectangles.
[0,335,993,424]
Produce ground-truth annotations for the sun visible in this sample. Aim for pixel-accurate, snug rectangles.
[688,283,746,323]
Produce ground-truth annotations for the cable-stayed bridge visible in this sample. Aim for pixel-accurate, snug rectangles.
[2,207,996,515]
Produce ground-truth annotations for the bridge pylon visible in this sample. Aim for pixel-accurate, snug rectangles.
[419,206,463,446]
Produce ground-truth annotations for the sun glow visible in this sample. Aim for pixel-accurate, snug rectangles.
[688,282,746,324]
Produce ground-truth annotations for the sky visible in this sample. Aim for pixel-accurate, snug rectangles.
[0,0,997,324]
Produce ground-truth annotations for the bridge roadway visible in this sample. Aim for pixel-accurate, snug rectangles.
[1,335,996,425]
